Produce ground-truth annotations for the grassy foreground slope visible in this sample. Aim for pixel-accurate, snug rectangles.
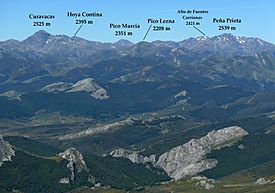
[68,179,275,193]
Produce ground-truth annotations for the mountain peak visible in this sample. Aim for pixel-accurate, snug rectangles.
[23,30,52,49]
[134,41,153,47]
[129,41,155,52]
[213,33,237,41]
[27,30,52,40]
[34,30,51,36]
[113,39,134,47]
[179,33,275,56]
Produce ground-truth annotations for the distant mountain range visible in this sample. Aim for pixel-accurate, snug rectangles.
[1,30,275,92]
[3,30,275,56]
[1,31,275,58]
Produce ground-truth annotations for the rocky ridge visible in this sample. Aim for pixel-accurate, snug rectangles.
[67,78,109,100]
[110,126,248,180]
[40,78,109,100]
[0,135,15,166]
[0,90,22,101]
[58,148,88,182]
[60,118,134,140]
[110,148,156,164]
[40,82,73,93]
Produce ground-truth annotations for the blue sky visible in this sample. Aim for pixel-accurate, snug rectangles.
[0,0,274,43]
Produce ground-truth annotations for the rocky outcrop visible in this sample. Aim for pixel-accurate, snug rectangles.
[190,176,215,190]
[155,126,248,179]
[59,177,70,184]
[195,180,215,189]
[0,135,15,166]
[174,90,187,98]
[40,82,73,93]
[40,78,109,100]
[255,178,275,185]
[110,148,156,164]
[67,78,109,100]
[0,90,22,101]
[238,144,246,149]
[110,126,248,180]
[60,118,134,140]
[58,148,87,182]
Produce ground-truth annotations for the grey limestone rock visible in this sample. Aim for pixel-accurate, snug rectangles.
[110,126,248,180]
[0,135,15,167]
